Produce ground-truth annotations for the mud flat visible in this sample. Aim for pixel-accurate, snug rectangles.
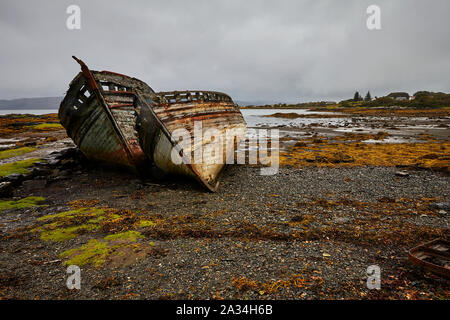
[0,109,448,299]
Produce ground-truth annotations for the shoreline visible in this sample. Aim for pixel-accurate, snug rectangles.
[0,108,448,300]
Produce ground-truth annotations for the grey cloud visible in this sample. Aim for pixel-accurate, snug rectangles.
[0,0,449,102]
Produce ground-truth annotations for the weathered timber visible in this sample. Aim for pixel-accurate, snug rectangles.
[59,57,153,172]
[136,91,246,191]
[408,238,450,278]
[59,57,247,191]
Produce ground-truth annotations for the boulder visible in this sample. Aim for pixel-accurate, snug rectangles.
[0,181,13,197]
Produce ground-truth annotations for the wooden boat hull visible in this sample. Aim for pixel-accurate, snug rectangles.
[59,57,153,172]
[137,91,247,191]
[59,57,247,191]
[408,238,450,278]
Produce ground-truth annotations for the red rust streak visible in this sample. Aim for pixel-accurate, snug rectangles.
[103,90,135,95]
[108,104,134,109]
[161,110,243,122]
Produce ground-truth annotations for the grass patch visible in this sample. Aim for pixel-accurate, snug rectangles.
[0,114,59,136]
[231,275,307,295]
[0,196,46,212]
[280,136,450,172]
[32,123,62,130]
[35,207,104,242]
[60,231,148,267]
[34,206,140,242]
[40,224,99,242]
[0,147,36,160]
[0,158,40,177]
[60,239,110,267]
[32,203,156,266]
[104,230,144,241]
[37,208,104,222]
[137,220,154,228]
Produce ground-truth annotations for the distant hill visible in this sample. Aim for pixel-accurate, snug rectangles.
[0,96,277,109]
[0,97,62,110]
[234,100,279,106]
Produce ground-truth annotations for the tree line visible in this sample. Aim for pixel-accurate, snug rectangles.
[353,91,372,102]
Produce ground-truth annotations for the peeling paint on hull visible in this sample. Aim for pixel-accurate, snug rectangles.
[59,57,153,172]
[137,92,247,191]
[59,57,247,191]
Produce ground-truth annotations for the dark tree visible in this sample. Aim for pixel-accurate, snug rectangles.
[364,91,372,101]
[353,91,362,101]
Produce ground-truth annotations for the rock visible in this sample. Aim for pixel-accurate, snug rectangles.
[5,173,26,183]
[430,202,450,211]
[33,162,47,166]
[294,142,307,147]
[29,167,51,177]
[0,181,13,197]
[46,159,60,166]
[49,170,71,181]
[395,170,409,177]
[58,170,71,177]
[57,147,81,160]
[333,217,351,224]
[290,215,305,222]
[60,159,78,170]
[22,179,47,190]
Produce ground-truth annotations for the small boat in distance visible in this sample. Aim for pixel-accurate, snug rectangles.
[59,57,247,191]
[408,238,449,278]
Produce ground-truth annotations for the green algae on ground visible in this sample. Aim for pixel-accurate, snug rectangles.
[104,230,144,241]
[0,196,46,212]
[137,220,154,228]
[36,207,104,242]
[60,239,110,267]
[0,147,36,160]
[0,158,40,177]
[32,123,62,130]
[40,224,100,242]
[60,232,146,267]
[87,216,106,224]
[37,207,104,222]
[36,205,153,265]
[35,207,143,242]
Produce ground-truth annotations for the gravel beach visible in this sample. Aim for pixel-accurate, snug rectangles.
[0,110,448,300]
[0,164,448,299]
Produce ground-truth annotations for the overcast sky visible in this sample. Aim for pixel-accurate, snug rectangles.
[0,0,449,103]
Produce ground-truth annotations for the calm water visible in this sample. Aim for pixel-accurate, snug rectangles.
[0,109,58,115]
[0,108,345,127]
[240,108,345,127]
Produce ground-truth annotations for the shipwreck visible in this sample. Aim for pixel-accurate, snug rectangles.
[59,57,247,191]
[408,238,450,279]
